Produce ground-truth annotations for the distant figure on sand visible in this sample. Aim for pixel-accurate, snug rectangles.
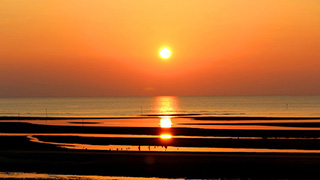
[138,146,140,151]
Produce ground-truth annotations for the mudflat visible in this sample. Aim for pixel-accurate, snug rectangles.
[2,116,320,179]
[1,136,320,179]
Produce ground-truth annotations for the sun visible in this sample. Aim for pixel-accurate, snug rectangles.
[160,48,171,59]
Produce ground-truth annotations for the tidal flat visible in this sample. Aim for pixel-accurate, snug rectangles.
[1,116,320,179]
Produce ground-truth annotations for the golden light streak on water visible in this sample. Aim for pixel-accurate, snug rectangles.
[160,134,172,139]
[160,116,172,128]
[155,96,179,115]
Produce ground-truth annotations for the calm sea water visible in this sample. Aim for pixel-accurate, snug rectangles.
[0,95,320,117]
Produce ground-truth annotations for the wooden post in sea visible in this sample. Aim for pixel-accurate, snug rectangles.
[45,108,48,125]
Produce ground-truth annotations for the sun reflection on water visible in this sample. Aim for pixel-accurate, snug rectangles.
[160,116,172,128]
[154,96,179,115]
[155,96,177,140]
[160,134,172,139]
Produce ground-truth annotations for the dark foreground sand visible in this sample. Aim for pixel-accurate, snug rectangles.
[1,136,320,179]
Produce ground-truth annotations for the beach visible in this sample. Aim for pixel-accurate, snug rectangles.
[1,115,320,179]
[2,144,320,179]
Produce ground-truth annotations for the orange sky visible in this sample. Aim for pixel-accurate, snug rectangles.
[1,0,320,97]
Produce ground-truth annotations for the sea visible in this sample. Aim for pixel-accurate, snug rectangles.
[1,95,320,117]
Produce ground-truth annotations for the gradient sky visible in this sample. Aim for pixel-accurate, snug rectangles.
[1,0,320,97]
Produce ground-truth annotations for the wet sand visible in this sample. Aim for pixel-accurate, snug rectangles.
[2,116,320,178]
[180,122,320,127]
[2,121,320,138]
[33,135,320,150]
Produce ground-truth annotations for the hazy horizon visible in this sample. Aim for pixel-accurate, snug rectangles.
[1,94,320,98]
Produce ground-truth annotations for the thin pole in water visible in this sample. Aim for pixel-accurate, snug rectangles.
[45,108,48,125]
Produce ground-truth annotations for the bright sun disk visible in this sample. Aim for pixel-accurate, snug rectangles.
[160,48,171,59]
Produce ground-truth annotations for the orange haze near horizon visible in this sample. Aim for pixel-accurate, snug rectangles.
[1,0,320,97]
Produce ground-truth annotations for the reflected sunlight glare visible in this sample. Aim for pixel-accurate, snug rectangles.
[155,96,179,115]
[160,116,172,128]
[160,134,172,139]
